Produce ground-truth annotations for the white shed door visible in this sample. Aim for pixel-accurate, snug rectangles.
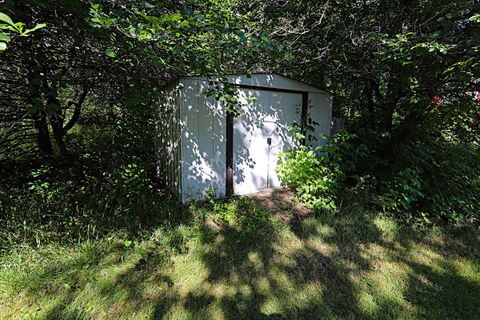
[233,89,302,195]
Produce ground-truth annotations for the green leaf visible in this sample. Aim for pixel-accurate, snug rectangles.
[0,12,16,28]
[0,42,6,51]
[150,57,165,69]
[27,105,40,114]
[105,48,117,58]
[14,22,24,33]
[22,23,46,36]
[179,20,189,28]
[0,31,10,42]
[469,14,480,23]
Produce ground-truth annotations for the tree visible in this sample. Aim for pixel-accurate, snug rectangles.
[0,1,164,157]
[263,0,480,140]
[0,0,274,158]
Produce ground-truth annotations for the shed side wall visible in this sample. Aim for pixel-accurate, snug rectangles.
[157,81,182,199]
[307,92,333,149]
[180,79,226,202]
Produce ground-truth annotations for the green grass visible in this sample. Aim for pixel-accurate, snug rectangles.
[1,204,479,320]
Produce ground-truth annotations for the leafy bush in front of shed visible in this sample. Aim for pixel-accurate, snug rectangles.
[277,129,480,225]
[277,132,366,212]
[277,146,337,212]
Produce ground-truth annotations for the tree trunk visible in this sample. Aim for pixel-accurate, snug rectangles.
[25,38,54,156]
[383,104,395,133]
[382,73,402,134]
[364,79,377,130]
[50,112,67,155]
[48,87,88,156]
[48,95,67,155]
[33,111,53,155]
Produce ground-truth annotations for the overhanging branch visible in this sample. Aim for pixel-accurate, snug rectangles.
[62,86,89,134]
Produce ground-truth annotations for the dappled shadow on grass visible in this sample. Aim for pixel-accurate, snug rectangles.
[1,198,479,319]
[180,202,480,320]
[189,227,278,319]
[1,237,182,319]
[185,213,372,319]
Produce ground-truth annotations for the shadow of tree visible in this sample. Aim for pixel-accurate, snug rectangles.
[3,197,479,319]
[12,240,181,319]
[185,226,278,319]
[180,199,480,320]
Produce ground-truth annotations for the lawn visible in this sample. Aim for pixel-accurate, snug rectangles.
[1,199,479,320]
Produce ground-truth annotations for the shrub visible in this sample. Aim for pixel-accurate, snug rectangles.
[277,146,336,211]
[277,129,480,225]
[388,137,480,223]
[277,132,366,212]
[0,120,174,251]
[379,167,424,213]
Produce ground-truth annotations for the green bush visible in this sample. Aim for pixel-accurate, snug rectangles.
[277,129,480,225]
[0,160,172,251]
[0,114,174,251]
[386,138,480,223]
[277,146,336,211]
[277,132,366,212]
[379,167,424,213]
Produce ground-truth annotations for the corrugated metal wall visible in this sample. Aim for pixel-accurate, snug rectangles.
[307,92,333,149]
[179,79,226,202]
[157,81,182,199]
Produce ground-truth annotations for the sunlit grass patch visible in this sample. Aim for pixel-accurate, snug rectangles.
[0,205,479,320]
[0,236,175,319]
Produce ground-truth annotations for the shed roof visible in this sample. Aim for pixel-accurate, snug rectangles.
[178,73,333,96]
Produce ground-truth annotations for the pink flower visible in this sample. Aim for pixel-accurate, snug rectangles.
[432,95,443,112]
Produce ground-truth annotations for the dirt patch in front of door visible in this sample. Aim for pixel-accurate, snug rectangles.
[245,188,313,225]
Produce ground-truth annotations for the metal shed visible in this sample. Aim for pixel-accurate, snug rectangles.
[157,73,333,202]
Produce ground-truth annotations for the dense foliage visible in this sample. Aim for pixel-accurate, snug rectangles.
[266,0,480,135]
[273,0,480,224]
[278,131,480,224]
[0,0,270,249]
[277,133,364,212]
[1,2,479,318]
[0,0,479,252]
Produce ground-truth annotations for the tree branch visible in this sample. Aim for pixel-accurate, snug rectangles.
[62,86,89,134]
